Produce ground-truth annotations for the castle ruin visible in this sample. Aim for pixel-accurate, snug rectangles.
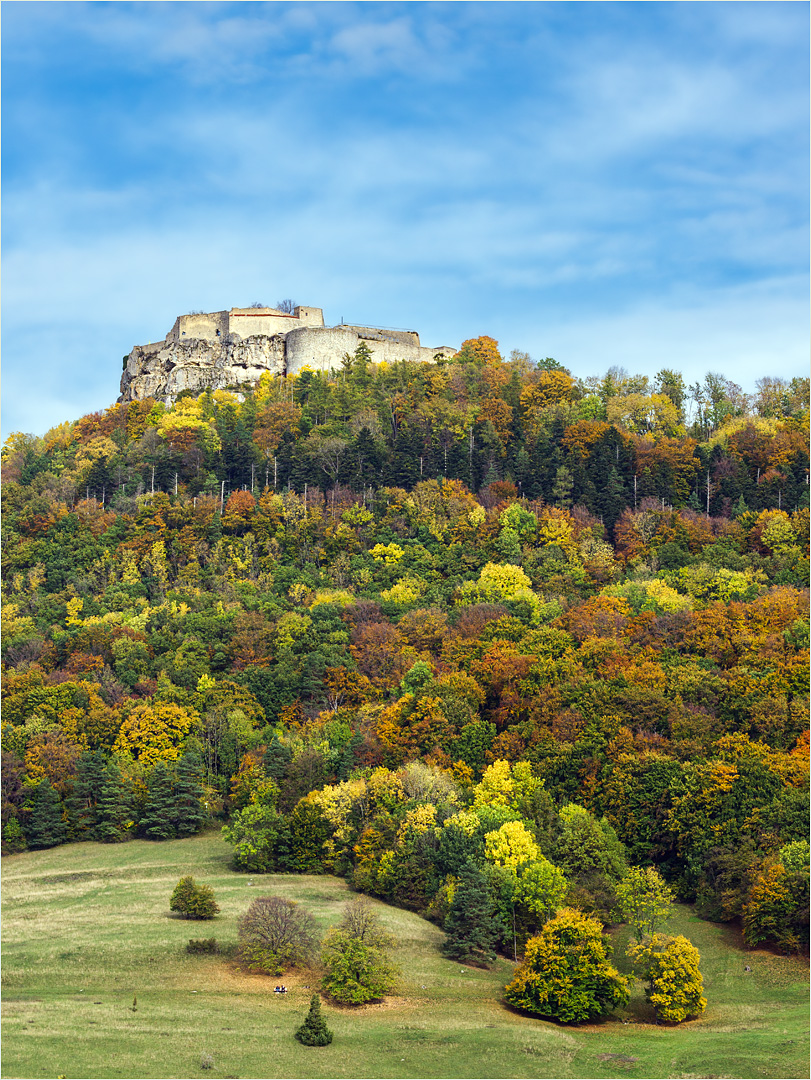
[119,305,456,404]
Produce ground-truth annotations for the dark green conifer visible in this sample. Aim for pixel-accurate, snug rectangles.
[26,779,67,849]
[294,994,333,1046]
[173,752,207,836]
[96,760,135,842]
[67,749,109,838]
[442,859,500,966]
[140,761,176,839]
[262,737,293,783]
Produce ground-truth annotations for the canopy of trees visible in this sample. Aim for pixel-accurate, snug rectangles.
[2,344,808,961]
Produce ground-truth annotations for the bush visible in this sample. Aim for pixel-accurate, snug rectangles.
[504,908,629,1023]
[295,995,333,1046]
[238,896,320,975]
[169,876,220,920]
[630,933,706,1023]
[186,938,220,954]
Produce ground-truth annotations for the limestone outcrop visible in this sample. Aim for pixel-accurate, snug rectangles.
[118,304,456,404]
[120,335,286,403]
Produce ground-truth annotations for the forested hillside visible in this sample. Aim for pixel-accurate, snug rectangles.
[2,338,809,956]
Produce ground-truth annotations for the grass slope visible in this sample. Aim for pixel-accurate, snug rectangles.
[2,833,808,1080]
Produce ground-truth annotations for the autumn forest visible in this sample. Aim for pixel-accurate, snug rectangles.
[2,337,809,969]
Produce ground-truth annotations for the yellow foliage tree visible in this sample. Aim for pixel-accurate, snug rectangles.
[629,933,706,1023]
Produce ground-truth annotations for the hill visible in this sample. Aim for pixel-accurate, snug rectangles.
[2,342,809,1048]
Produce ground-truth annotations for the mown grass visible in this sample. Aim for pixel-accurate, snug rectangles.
[2,832,808,1079]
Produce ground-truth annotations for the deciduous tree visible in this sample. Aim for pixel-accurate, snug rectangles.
[504,908,629,1022]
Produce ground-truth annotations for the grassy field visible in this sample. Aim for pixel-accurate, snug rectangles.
[2,832,808,1080]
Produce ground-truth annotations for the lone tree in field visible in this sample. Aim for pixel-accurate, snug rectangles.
[504,908,629,1023]
[442,859,500,966]
[238,896,320,975]
[295,994,333,1046]
[321,897,399,1005]
[170,876,219,920]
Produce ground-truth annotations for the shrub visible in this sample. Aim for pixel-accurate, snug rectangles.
[169,876,220,920]
[238,896,320,975]
[295,995,333,1046]
[630,933,706,1023]
[186,938,220,954]
[504,908,629,1023]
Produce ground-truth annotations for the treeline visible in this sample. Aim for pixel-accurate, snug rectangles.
[3,339,809,525]
[1,344,808,955]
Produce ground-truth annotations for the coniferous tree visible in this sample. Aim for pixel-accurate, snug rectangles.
[26,779,67,849]
[140,761,176,839]
[173,752,207,836]
[96,760,135,842]
[263,737,293,784]
[295,995,333,1046]
[67,749,109,839]
[442,859,500,966]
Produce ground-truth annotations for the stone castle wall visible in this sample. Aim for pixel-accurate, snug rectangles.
[119,305,455,404]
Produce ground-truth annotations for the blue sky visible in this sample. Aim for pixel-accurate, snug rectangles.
[2,1,808,438]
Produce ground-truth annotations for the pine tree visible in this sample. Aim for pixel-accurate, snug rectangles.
[263,738,293,783]
[173,752,207,837]
[96,761,135,843]
[67,750,109,839]
[294,995,333,1046]
[140,761,176,840]
[26,779,67,849]
[442,859,500,966]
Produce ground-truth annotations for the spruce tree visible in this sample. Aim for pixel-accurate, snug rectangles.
[140,761,176,839]
[96,761,134,842]
[173,752,207,837]
[67,750,109,839]
[263,737,293,784]
[26,779,67,849]
[442,859,500,967]
[294,995,333,1046]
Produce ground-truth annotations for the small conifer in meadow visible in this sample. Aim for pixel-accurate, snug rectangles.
[295,994,333,1046]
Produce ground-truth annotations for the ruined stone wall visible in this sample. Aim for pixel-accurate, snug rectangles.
[228,309,300,338]
[170,311,229,342]
[284,326,361,376]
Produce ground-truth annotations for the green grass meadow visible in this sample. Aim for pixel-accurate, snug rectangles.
[2,833,808,1080]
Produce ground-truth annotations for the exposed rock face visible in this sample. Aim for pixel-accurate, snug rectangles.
[120,334,286,404]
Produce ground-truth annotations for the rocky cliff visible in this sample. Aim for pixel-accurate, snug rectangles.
[119,334,286,404]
